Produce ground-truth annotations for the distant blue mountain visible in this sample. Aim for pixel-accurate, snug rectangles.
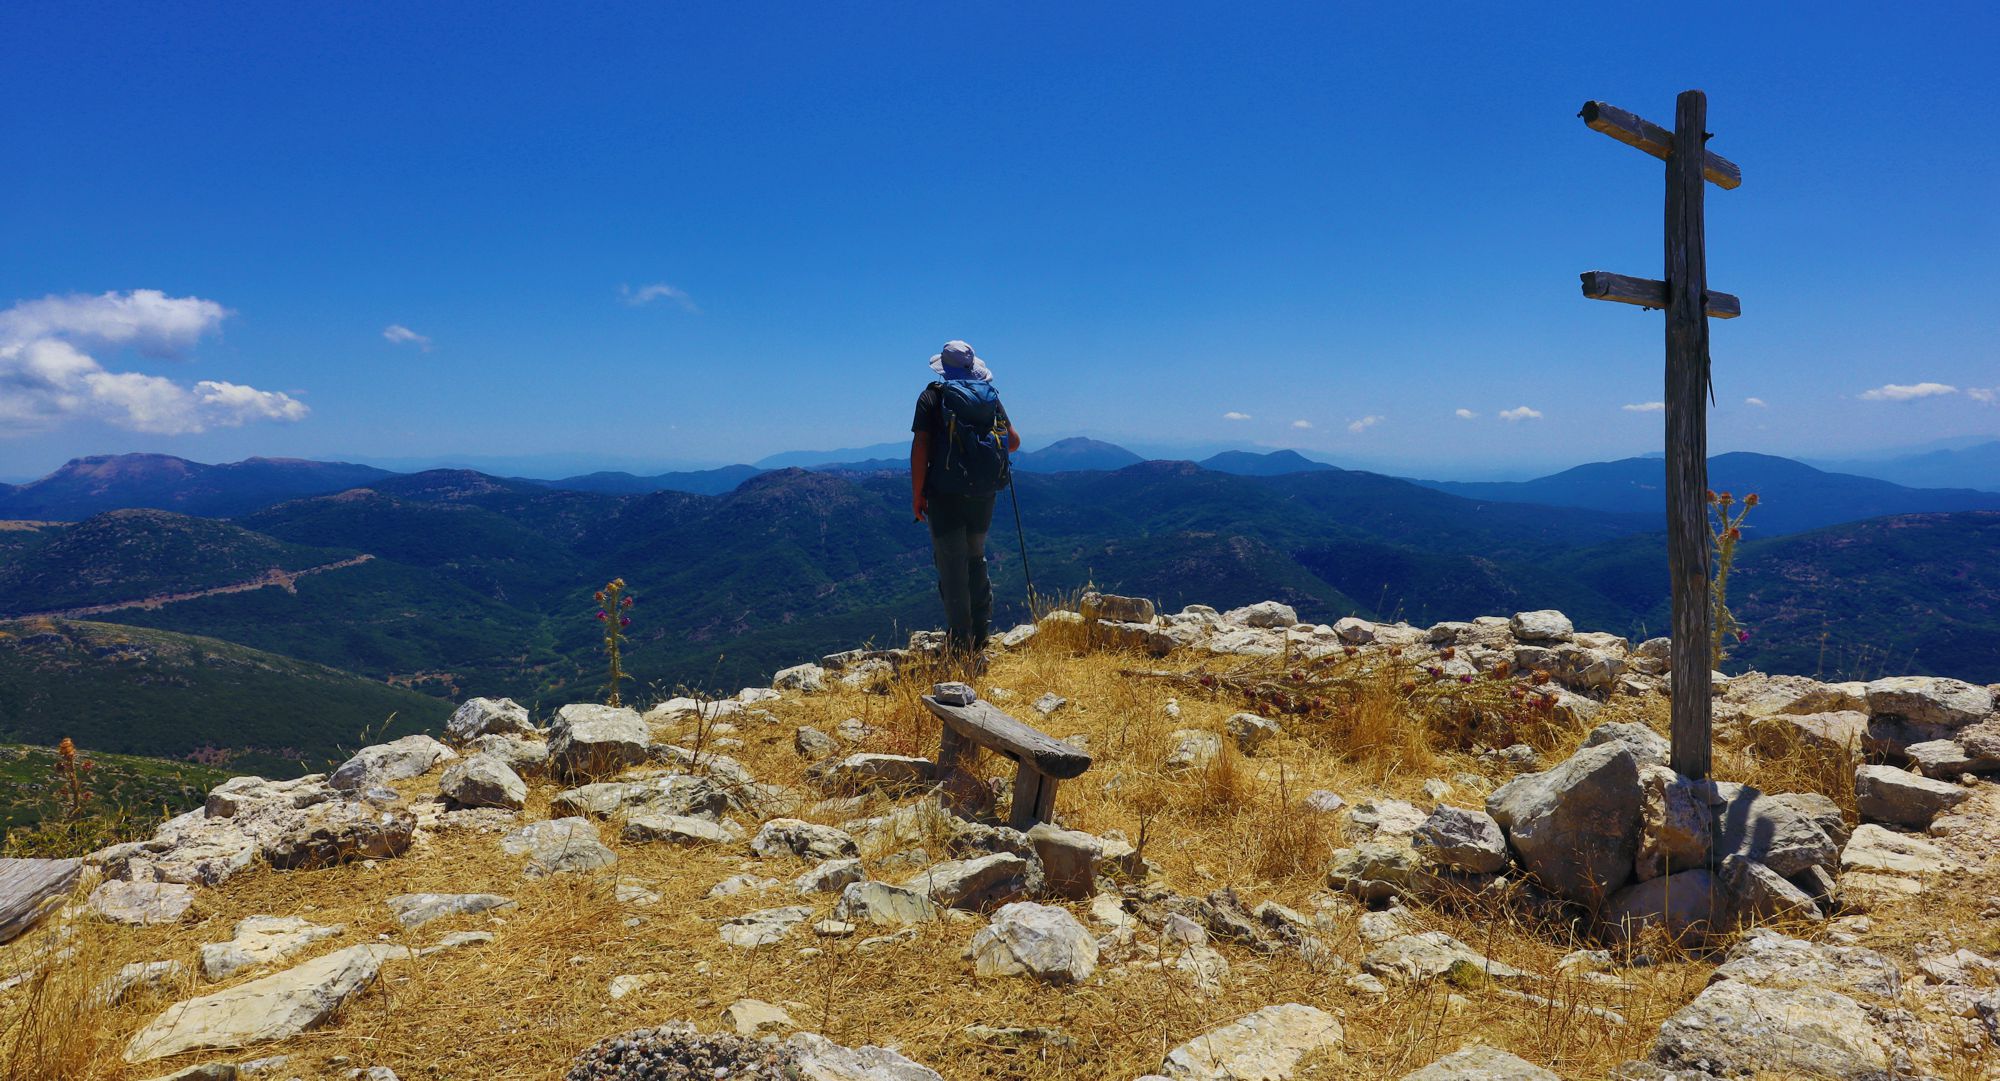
[755,442,908,469]
[543,465,764,496]
[1812,441,2000,494]
[1199,449,1337,476]
[1412,451,2000,536]
[1013,438,1145,473]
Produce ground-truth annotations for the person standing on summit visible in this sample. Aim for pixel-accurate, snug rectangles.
[910,340,1022,663]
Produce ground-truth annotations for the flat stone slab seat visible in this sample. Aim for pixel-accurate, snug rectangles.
[0,857,82,943]
[922,684,1093,829]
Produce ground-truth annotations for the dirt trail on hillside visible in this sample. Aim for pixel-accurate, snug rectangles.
[11,554,375,620]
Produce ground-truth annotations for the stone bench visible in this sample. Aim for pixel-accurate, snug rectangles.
[921,684,1092,830]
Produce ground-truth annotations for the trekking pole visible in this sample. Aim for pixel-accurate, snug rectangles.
[1006,475,1038,614]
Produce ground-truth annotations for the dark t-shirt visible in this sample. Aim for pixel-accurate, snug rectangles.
[912,381,1012,492]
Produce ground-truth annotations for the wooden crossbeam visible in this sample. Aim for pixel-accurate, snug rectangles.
[0,858,82,944]
[1580,271,1741,318]
[1580,101,1742,190]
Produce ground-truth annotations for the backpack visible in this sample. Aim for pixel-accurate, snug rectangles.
[929,379,1011,495]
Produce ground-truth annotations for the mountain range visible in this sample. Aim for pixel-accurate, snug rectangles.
[2,446,1996,776]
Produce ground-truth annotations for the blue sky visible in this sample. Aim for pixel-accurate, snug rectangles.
[3,2,1995,481]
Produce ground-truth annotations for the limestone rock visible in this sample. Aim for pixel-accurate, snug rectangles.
[720,998,795,1037]
[792,727,838,763]
[1580,722,1670,769]
[125,944,407,1063]
[462,734,548,774]
[1166,729,1222,771]
[795,857,865,894]
[786,1031,946,1080]
[385,892,514,929]
[1399,1045,1557,1080]
[1853,763,1968,827]
[834,881,939,926]
[1509,610,1573,643]
[1602,870,1717,943]
[1027,822,1102,899]
[1708,930,1900,999]
[1362,932,1530,984]
[1224,600,1299,629]
[1347,798,1427,840]
[90,880,195,925]
[1840,823,1953,876]
[813,753,935,795]
[498,817,616,876]
[328,735,455,792]
[968,901,1098,984]
[620,813,737,846]
[1750,711,1866,760]
[1710,783,1836,878]
[199,916,344,982]
[905,852,1028,909]
[773,663,827,693]
[1486,743,1642,902]
[752,818,859,861]
[1719,856,1822,927]
[445,697,534,742]
[1634,765,1712,881]
[719,905,812,948]
[1651,980,1893,1079]
[134,1064,238,1081]
[1411,806,1509,874]
[1864,675,1994,728]
[1033,692,1068,715]
[1159,1002,1342,1080]
[552,774,734,821]
[262,801,416,870]
[1226,712,1281,753]
[438,754,527,810]
[1083,591,1157,624]
[1326,843,1423,902]
[1768,791,1850,848]
[97,960,189,1007]
[546,703,649,782]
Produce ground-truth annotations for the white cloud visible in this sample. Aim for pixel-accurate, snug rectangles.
[620,282,700,312]
[1222,411,1251,421]
[1290,419,1313,430]
[1621,401,1665,413]
[1347,414,1383,433]
[0,290,307,436]
[1454,408,1477,419]
[1967,387,1996,404]
[1859,381,1957,401]
[382,324,432,351]
[0,289,227,357]
[1744,397,1767,408]
[1499,406,1543,422]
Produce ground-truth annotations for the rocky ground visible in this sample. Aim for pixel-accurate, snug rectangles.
[3,597,1997,1080]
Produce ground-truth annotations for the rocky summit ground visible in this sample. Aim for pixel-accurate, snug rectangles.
[4,597,1999,1080]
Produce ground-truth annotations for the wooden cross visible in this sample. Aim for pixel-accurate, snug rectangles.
[1577,91,1742,781]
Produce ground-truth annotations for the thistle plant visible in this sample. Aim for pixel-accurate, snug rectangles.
[53,736,95,819]
[594,578,636,707]
[1708,489,1759,667]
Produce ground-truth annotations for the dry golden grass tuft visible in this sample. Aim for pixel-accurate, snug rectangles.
[3,625,1994,1079]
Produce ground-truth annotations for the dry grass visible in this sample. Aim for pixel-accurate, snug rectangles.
[2,627,1990,1080]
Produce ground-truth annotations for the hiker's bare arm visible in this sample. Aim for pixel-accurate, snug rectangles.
[1005,426,1022,452]
[910,432,929,521]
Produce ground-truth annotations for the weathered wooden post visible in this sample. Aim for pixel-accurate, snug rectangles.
[1578,91,1742,781]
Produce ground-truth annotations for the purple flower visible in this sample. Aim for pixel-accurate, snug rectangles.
[620,616,632,627]
[1736,630,1750,643]
[622,595,635,608]
[596,611,608,621]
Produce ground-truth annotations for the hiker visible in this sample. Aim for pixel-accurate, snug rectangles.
[911,340,1021,662]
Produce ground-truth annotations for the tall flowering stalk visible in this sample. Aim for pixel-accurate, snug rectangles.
[594,578,636,707]
[53,737,95,819]
[1708,490,1759,667]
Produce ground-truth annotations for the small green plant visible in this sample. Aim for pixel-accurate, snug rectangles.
[594,578,636,707]
[1708,490,1759,667]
